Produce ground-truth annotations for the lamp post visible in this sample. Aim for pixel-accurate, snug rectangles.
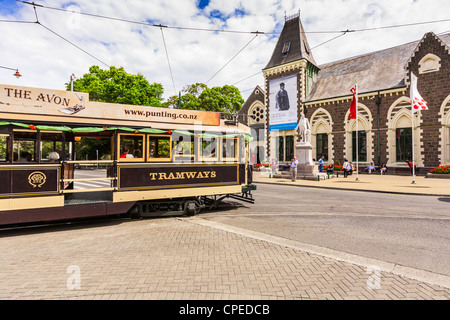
[0,65,22,78]
[70,73,76,91]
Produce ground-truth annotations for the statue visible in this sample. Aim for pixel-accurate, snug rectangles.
[297,113,311,143]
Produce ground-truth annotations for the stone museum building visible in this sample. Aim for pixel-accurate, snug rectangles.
[239,12,450,173]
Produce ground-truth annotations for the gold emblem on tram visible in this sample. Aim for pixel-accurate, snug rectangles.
[28,171,47,188]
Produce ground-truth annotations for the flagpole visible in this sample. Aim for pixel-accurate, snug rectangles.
[410,72,416,184]
[411,83,416,184]
[355,83,359,181]
[411,114,416,184]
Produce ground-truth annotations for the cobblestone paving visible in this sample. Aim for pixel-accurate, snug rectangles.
[0,217,448,300]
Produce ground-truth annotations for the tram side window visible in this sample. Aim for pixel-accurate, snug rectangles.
[222,137,238,162]
[0,135,9,162]
[199,136,218,161]
[13,131,36,162]
[41,132,63,162]
[74,136,112,161]
[172,134,194,162]
[148,135,171,161]
[118,134,144,160]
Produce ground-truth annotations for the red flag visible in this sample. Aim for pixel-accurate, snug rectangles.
[348,84,357,119]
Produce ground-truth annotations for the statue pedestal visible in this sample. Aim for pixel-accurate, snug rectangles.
[295,142,319,177]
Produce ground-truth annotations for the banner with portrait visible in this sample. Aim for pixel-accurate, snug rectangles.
[268,74,298,131]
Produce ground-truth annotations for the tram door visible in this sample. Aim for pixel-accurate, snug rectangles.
[71,132,114,191]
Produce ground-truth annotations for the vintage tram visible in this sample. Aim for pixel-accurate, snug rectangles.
[0,83,256,226]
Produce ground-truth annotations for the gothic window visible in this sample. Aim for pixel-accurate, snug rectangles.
[352,131,367,162]
[316,133,328,161]
[396,128,412,162]
[248,103,264,125]
[285,135,294,161]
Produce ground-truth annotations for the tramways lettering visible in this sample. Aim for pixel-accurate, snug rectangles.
[118,165,238,190]
[149,171,217,181]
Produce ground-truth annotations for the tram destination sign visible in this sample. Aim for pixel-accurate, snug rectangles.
[0,84,220,126]
[118,164,239,190]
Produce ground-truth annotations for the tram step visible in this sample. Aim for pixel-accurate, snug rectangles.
[64,191,113,206]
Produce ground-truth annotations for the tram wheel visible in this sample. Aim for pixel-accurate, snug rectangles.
[184,200,201,216]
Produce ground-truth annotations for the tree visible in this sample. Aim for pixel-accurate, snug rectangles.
[165,83,244,113]
[66,66,164,106]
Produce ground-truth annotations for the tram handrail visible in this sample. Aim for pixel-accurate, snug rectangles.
[62,177,116,183]
[61,187,116,194]
[64,160,114,164]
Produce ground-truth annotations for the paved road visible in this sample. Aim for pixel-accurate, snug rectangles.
[201,184,450,277]
[0,201,449,302]
[0,173,449,303]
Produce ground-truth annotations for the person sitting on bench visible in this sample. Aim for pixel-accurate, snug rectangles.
[365,162,376,174]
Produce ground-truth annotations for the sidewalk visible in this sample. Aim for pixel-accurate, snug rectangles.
[0,217,448,301]
[253,171,450,197]
[0,172,448,302]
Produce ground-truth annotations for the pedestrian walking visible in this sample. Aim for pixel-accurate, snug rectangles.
[290,157,298,181]
[271,158,278,175]
[406,160,416,175]
[343,159,351,178]
[318,155,324,172]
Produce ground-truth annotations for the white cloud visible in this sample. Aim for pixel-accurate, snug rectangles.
[1,0,449,102]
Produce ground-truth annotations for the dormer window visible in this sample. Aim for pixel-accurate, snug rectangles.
[282,42,291,56]
[303,40,310,55]
[418,53,441,74]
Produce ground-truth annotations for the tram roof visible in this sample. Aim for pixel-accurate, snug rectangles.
[0,83,250,134]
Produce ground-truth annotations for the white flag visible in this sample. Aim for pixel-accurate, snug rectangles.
[410,73,428,113]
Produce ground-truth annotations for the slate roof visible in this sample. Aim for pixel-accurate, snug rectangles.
[306,32,450,102]
[264,14,317,69]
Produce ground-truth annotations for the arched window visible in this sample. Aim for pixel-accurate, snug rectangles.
[310,108,333,162]
[344,104,373,164]
[387,96,423,166]
[440,94,450,165]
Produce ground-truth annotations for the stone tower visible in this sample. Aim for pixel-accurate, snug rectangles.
[263,11,319,162]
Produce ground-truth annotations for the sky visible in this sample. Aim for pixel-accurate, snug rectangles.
[1,0,449,102]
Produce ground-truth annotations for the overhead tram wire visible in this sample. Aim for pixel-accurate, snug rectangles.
[38,24,110,68]
[158,24,177,96]
[206,33,260,85]
[16,1,278,36]
[232,71,262,86]
[12,0,450,91]
[5,1,110,68]
[14,1,450,36]
[310,30,352,50]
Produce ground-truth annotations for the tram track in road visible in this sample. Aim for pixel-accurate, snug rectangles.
[0,199,247,235]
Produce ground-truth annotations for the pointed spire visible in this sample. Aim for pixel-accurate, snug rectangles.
[264,11,317,70]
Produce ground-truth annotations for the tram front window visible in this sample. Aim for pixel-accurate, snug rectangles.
[41,132,63,162]
[0,135,9,162]
[13,131,36,162]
